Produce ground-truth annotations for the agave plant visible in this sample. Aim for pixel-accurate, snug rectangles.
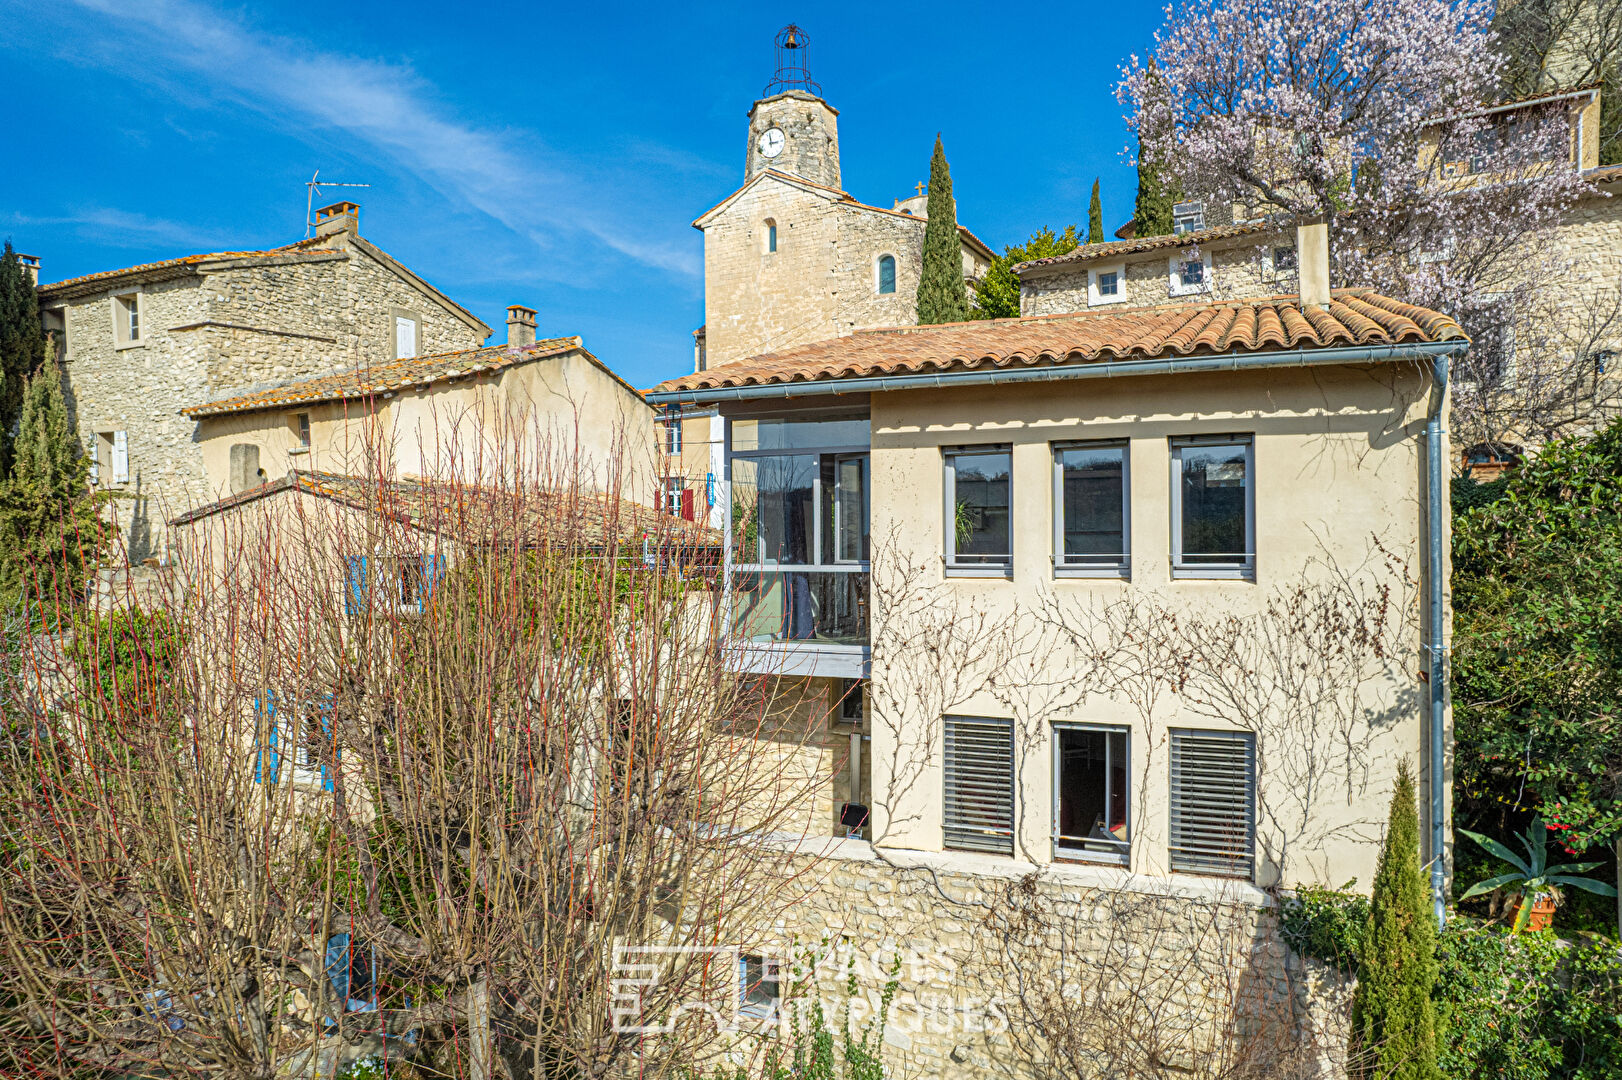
[1459,817,1619,932]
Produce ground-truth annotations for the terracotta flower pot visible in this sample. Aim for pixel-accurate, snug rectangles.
[1512,892,1558,931]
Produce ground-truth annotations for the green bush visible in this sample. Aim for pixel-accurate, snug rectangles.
[1281,883,1369,975]
[1283,887,1622,1080]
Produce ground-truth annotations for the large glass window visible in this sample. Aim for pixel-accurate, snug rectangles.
[1171,436,1253,578]
[729,414,870,647]
[1054,441,1128,575]
[1053,724,1129,864]
[945,446,1012,574]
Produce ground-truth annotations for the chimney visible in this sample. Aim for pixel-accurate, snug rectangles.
[313,201,360,239]
[1297,218,1330,309]
[507,304,537,347]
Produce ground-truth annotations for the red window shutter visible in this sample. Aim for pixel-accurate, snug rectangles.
[681,488,695,520]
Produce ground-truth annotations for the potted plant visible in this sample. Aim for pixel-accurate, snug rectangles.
[1458,817,1618,932]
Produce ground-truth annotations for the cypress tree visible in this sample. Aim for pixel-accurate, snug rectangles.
[916,135,969,325]
[0,241,46,475]
[0,361,110,615]
[1350,762,1441,1080]
[1132,60,1179,238]
[1087,179,1105,245]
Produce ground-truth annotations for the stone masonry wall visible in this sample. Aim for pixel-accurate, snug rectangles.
[1021,235,1287,317]
[741,845,1351,1080]
[703,178,977,369]
[54,226,488,561]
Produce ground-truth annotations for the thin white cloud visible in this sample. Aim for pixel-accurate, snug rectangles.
[65,0,699,277]
[3,208,232,251]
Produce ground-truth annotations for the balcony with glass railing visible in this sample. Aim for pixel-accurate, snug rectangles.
[726,415,870,667]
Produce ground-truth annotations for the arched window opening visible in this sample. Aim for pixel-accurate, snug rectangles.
[765,219,778,254]
[877,255,897,294]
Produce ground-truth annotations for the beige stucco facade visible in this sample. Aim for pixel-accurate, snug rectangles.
[36,205,491,560]
[190,346,657,510]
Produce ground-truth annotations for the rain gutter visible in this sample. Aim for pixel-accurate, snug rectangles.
[644,339,1466,406]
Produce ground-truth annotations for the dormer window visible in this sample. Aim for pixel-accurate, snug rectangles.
[877,254,896,294]
[1172,201,1205,235]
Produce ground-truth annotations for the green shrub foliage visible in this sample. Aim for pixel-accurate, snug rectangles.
[1351,762,1441,1080]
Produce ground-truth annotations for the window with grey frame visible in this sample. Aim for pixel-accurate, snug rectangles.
[1171,435,1254,578]
[729,415,870,647]
[1168,729,1256,878]
[877,254,897,294]
[1053,440,1129,576]
[944,445,1012,574]
[1053,724,1129,864]
[943,716,1015,855]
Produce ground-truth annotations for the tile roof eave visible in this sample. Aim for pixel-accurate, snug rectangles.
[647,289,1466,401]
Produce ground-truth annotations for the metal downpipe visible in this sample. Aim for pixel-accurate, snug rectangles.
[1427,354,1451,927]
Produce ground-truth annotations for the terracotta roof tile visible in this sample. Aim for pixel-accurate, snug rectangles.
[38,236,334,294]
[1015,220,1275,274]
[650,290,1465,398]
[183,337,588,418]
[170,470,723,553]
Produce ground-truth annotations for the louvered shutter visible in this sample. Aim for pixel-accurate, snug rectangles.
[344,556,368,616]
[943,717,1014,855]
[111,431,129,484]
[253,692,279,784]
[1169,729,1256,877]
[316,695,336,793]
[420,553,445,608]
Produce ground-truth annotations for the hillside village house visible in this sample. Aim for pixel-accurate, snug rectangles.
[179,306,657,508]
[646,215,1468,1069]
[1017,85,1621,465]
[657,41,995,531]
[35,201,492,560]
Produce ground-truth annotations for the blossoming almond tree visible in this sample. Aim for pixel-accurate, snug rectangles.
[1119,0,1614,448]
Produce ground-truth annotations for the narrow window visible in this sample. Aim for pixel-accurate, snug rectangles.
[1054,725,1129,864]
[1171,436,1253,578]
[738,955,780,1019]
[664,418,683,455]
[662,476,685,516]
[1053,441,1128,575]
[836,677,864,726]
[944,446,1012,574]
[1169,729,1256,878]
[111,430,129,485]
[877,254,896,294]
[943,716,1015,855]
[765,219,778,254]
[113,294,141,346]
[296,412,312,449]
[820,453,869,563]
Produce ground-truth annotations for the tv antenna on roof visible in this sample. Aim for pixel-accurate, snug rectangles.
[305,170,371,236]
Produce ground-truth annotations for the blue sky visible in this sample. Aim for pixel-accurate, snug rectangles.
[0,1,1167,388]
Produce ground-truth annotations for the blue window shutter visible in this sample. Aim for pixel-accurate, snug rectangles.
[706,472,715,507]
[254,692,279,784]
[344,556,367,616]
[421,553,445,608]
[317,695,336,793]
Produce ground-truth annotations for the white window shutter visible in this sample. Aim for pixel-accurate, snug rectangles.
[395,316,417,359]
[111,431,129,484]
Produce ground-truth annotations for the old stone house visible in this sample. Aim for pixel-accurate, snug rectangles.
[1017,86,1622,464]
[646,221,1466,1071]
[35,201,492,560]
[659,62,995,533]
[181,307,657,509]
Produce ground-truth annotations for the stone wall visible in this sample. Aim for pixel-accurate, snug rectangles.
[702,177,982,369]
[51,224,489,560]
[1020,235,1287,317]
[740,843,1351,1080]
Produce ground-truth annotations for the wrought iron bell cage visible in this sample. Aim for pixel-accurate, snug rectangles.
[763,24,821,98]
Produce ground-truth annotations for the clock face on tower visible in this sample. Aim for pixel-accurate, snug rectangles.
[757,127,786,159]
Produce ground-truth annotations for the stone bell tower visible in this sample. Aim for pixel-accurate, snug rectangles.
[743,25,841,189]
